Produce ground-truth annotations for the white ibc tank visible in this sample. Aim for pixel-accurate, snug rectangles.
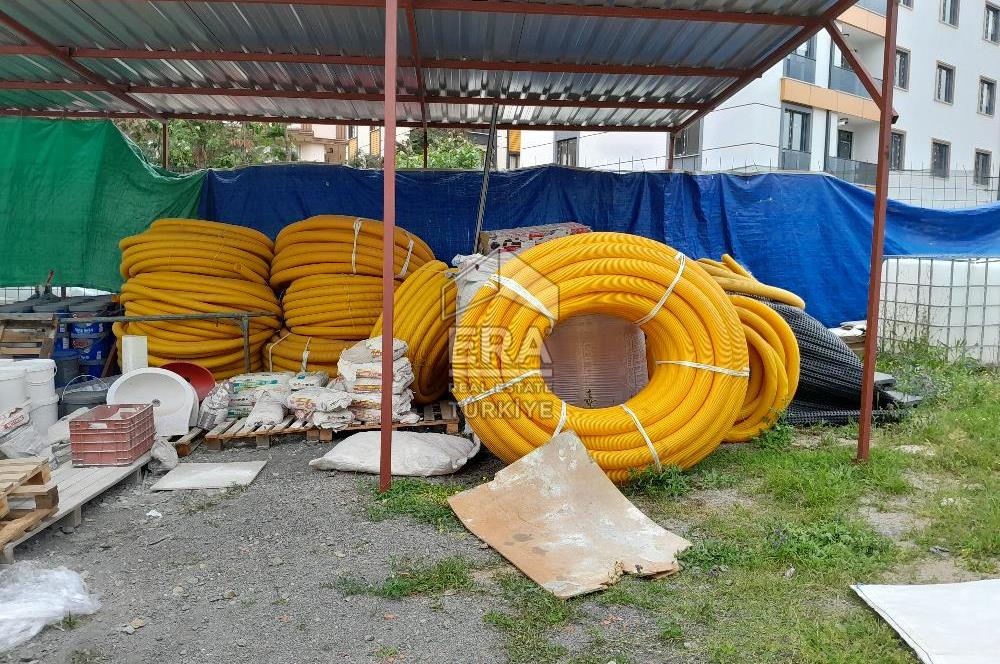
[879,256,1000,365]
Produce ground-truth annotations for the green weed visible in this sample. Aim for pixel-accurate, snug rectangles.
[364,478,462,530]
[375,557,476,598]
[622,465,690,498]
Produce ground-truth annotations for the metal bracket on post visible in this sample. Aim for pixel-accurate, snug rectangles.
[239,315,252,373]
[472,104,500,252]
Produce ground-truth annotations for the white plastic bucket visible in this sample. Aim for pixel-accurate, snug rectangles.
[29,393,60,434]
[16,359,57,402]
[0,367,28,412]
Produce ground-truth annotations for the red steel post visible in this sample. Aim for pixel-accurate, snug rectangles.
[857,0,900,462]
[380,0,399,491]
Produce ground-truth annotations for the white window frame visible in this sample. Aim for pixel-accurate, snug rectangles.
[931,139,951,179]
[986,4,1000,43]
[935,62,956,104]
[895,48,910,90]
[974,150,992,186]
[940,0,960,26]
[979,77,997,115]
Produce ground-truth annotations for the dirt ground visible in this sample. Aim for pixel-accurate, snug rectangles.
[3,440,651,664]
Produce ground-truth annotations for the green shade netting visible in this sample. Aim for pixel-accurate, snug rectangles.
[0,118,204,292]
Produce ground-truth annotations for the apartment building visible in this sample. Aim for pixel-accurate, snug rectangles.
[513,0,1000,207]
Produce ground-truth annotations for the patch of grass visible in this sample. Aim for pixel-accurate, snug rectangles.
[375,557,476,598]
[751,420,794,452]
[622,465,690,499]
[60,613,82,630]
[364,478,462,530]
[691,467,741,490]
[656,618,684,642]
[69,651,104,664]
[917,484,1000,568]
[679,538,752,573]
[484,572,577,664]
[328,575,369,596]
[768,519,895,572]
[374,645,399,661]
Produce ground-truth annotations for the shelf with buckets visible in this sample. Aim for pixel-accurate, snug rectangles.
[30,296,117,385]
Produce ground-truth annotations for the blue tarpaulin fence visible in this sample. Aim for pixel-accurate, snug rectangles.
[199,165,1000,327]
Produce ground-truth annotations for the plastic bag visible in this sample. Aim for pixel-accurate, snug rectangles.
[148,437,179,475]
[286,387,353,414]
[0,404,30,436]
[198,383,231,429]
[310,431,479,476]
[0,423,50,461]
[245,390,287,428]
[310,409,354,431]
[0,562,100,652]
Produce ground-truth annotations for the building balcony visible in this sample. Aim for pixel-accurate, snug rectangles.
[779,149,812,171]
[825,155,877,186]
[828,65,883,100]
[783,53,817,84]
[854,0,886,16]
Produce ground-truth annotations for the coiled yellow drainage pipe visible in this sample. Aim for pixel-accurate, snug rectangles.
[372,260,457,404]
[452,232,749,481]
[725,295,800,442]
[697,254,805,309]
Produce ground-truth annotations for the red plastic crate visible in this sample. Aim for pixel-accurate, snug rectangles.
[70,404,155,467]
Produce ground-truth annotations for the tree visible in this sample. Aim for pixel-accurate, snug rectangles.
[396,129,484,169]
[114,119,297,171]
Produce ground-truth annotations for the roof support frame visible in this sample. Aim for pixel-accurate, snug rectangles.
[824,20,899,121]
[0,9,163,121]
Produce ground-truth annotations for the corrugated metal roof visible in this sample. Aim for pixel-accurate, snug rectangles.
[0,0,850,128]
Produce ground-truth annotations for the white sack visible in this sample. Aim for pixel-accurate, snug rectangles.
[338,339,409,381]
[287,387,353,413]
[310,409,354,431]
[309,430,479,476]
[363,336,408,360]
[288,371,329,390]
[245,390,287,428]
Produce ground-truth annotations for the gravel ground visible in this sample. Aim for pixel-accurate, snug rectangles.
[3,439,519,664]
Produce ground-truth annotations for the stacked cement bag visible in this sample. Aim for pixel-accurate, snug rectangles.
[114,219,281,380]
[333,337,420,424]
[265,215,435,375]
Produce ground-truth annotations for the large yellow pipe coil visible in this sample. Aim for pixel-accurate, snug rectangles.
[371,261,457,405]
[452,232,749,482]
[271,215,435,290]
[725,295,800,442]
[263,330,354,374]
[281,274,391,339]
[697,254,805,309]
[115,219,281,380]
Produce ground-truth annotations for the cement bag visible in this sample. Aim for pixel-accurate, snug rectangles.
[245,391,288,428]
[346,389,414,410]
[310,409,354,431]
[334,365,414,394]
[309,431,479,476]
[287,387,353,413]
[363,336,408,360]
[0,423,50,461]
[338,339,409,381]
[0,405,30,436]
[288,371,329,390]
[229,372,293,395]
[350,406,421,425]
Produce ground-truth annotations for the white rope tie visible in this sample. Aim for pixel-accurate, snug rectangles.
[300,336,312,372]
[489,274,557,326]
[398,237,415,278]
[553,401,568,436]
[267,331,291,372]
[351,217,363,273]
[635,252,686,326]
[457,369,540,407]
[655,360,750,377]
[620,403,661,471]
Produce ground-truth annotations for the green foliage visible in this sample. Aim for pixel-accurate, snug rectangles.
[364,477,462,530]
[622,465,691,499]
[751,420,794,451]
[375,557,476,598]
[115,119,297,171]
[679,538,752,572]
[768,519,895,570]
[396,129,484,169]
[484,573,577,664]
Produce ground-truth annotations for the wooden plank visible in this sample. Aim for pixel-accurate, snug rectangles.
[0,313,58,322]
[0,330,54,343]
[1,453,150,564]
[0,494,7,520]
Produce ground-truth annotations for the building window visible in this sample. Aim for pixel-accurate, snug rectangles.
[348,126,357,139]
[889,131,905,170]
[781,107,811,152]
[931,140,951,178]
[935,63,955,103]
[979,78,997,115]
[507,152,520,169]
[369,128,381,155]
[900,0,913,7]
[940,0,959,25]
[554,138,578,166]
[673,121,702,157]
[793,36,816,58]
[985,4,1000,42]
[836,129,854,160]
[894,49,910,89]
[974,151,992,185]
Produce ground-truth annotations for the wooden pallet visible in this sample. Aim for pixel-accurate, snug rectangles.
[0,458,59,548]
[0,313,58,359]
[166,427,205,457]
[204,401,460,449]
[306,400,460,442]
[2,454,148,564]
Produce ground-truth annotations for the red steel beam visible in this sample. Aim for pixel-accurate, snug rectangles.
[404,0,430,166]
[824,20,899,122]
[0,80,705,110]
[675,0,866,133]
[109,0,810,25]
[857,0,900,463]
[0,10,163,121]
[380,0,399,492]
[0,108,684,131]
[0,44,745,78]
